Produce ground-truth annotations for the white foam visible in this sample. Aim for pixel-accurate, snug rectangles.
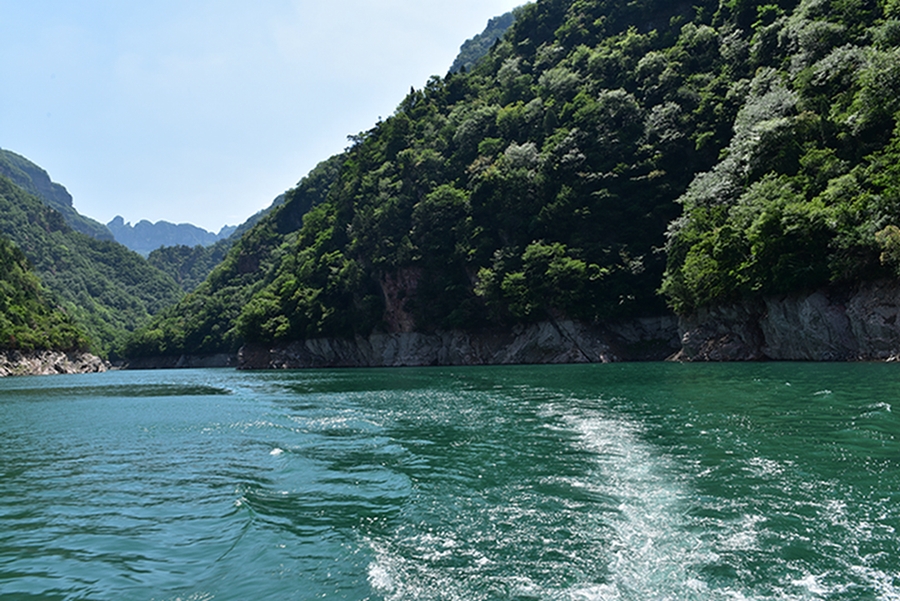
[367,555,395,595]
[554,404,714,599]
[792,572,838,596]
[363,397,900,601]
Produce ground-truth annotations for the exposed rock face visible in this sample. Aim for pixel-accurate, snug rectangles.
[760,291,857,360]
[238,317,681,369]
[0,350,109,377]
[671,303,766,361]
[846,280,900,359]
[380,268,421,333]
[676,280,900,361]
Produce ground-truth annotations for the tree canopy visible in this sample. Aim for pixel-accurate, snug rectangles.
[0,235,89,352]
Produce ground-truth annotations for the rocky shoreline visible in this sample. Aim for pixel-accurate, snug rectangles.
[236,317,681,369]
[123,353,238,370]
[674,280,900,361]
[237,280,900,367]
[120,279,900,370]
[0,350,109,377]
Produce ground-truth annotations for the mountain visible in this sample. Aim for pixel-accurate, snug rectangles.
[661,2,900,314]
[126,0,900,363]
[0,172,183,357]
[450,9,521,73]
[146,242,232,293]
[107,216,235,256]
[0,149,114,241]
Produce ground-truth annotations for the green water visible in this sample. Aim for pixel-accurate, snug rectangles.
[0,363,897,600]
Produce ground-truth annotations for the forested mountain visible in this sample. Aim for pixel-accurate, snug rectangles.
[126,0,900,361]
[0,236,88,352]
[0,149,114,242]
[0,174,183,356]
[107,216,235,256]
[147,241,233,293]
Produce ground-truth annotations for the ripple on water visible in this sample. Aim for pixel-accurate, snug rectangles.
[1,365,899,600]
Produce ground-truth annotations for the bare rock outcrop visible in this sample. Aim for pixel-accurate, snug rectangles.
[676,280,900,361]
[760,291,857,360]
[670,303,766,361]
[0,350,109,377]
[845,280,900,360]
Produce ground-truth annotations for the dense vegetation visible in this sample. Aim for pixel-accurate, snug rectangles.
[0,236,88,352]
[662,0,900,312]
[0,175,183,356]
[147,241,232,292]
[126,0,900,359]
[0,149,114,241]
[144,193,287,293]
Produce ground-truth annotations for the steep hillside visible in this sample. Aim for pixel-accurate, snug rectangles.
[147,242,232,293]
[0,149,114,242]
[0,235,88,352]
[0,174,183,356]
[145,193,288,293]
[125,0,714,359]
[127,0,900,363]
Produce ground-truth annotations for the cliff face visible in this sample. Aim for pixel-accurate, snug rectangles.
[675,280,900,361]
[237,317,680,369]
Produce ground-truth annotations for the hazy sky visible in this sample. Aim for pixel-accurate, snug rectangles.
[0,1,523,232]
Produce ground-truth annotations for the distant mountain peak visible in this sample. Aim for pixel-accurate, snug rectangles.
[107,216,235,256]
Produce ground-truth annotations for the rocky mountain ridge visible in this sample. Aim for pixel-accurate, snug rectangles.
[108,216,236,257]
[0,149,113,241]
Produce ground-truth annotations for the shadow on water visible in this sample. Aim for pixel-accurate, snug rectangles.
[0,384,231,401]
[237,485,403,538]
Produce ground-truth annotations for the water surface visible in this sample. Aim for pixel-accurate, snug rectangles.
[0,363,898,600]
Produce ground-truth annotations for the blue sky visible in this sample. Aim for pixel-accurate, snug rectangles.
[0,1,523,232]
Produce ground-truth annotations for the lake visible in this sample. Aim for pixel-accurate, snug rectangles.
[0,363,898,600]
